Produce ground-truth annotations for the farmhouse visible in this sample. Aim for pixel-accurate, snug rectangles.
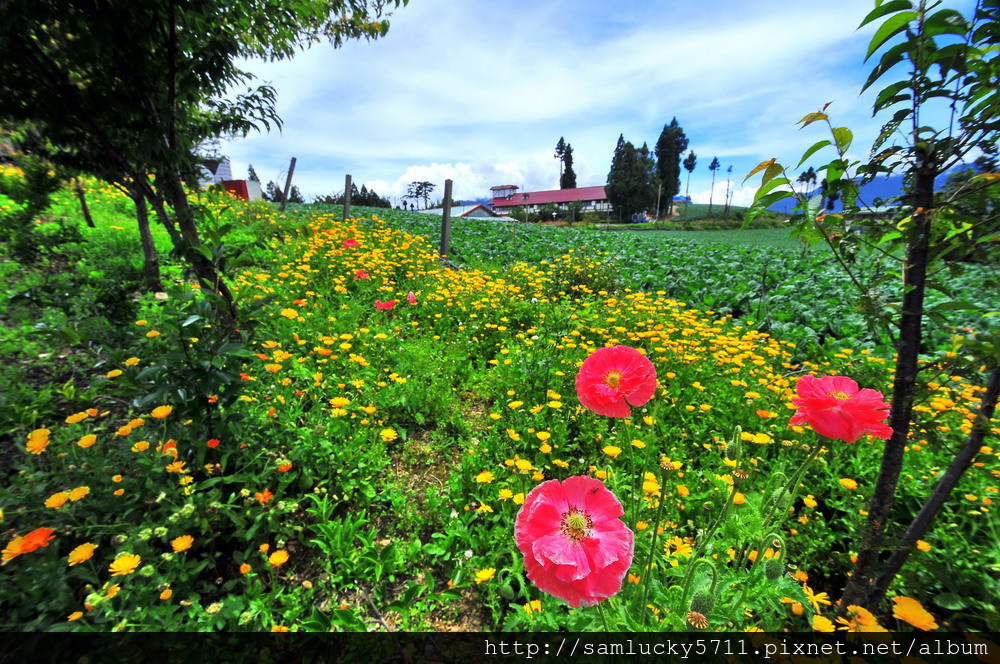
[418,203,515,219]
[488,185,611,215]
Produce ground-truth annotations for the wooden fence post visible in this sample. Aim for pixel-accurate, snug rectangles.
[280,157,297,211]
[343,174,352,220]
[439,179,453,258]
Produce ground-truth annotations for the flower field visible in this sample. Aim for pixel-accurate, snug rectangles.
[1,177,998,632]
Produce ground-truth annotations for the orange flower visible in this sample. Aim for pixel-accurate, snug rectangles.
[68,611,83,621]
[68,542,98,566]
[892,596,938,630]
[277,462,293,472]
[171,535,194,552]
[268,549,289,567]
[65,411,89,424]
[207,438,220,448]
[77,434,97,448]
[160,588,173,600]
[26,429,50,455]
[240,563,252,574]
[839,478,858,490]
[68,486,90,501]
[22,527,56,552]
[151,405,173,419]
[45,491,71,509]
[255,489,273,504]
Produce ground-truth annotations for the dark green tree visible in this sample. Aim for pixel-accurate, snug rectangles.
[248,164,261,182]
[655,117,688,216]
[264,180,283,203]
[707,157,720,216]
[560,143,577,189]
[682,150,697,220]
[606,135,655,221]
[405,181,435,209]
[554,136,566,183]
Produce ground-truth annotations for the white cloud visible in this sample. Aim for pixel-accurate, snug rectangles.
[221,0,968,204]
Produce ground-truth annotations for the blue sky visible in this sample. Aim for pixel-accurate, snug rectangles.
[221,0,977,207]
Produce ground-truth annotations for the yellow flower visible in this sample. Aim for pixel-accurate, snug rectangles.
[146,330,160,338]
[165,460,186,473]
[380,428,398,442]
[733,492,745,505]
[813,615,836,632]
[916,539,931,551]
[475,471,495,483]
[602,445,622,459]
[892,596,938,631]
[131,440,150,453]
[65,411,89,424]
[151,405,173,419]
[68,542,97,566]
[839,478,858,490]
[109,553,141,576]
[106,369,123,378]
[475,568,496,583]
[803,584,831,612]
[677,485,690,497]
[68,611,83,621]
[26,429,50,455]
[160,588,173,600]
[125,357,140,366]
[171,535,194,552]
[514,458,532,472]
[329,396,350,408]
[45,491,71,509]
[268,549,289,567]
[68,486,90,501]
[106,583,120,599]
[536,431,551,442]
[77,434,97,448]
[498,488,514,500]
[523,599,542,615]
[280,308,298,319]
[512,493,525,505]
[506,429,521,441]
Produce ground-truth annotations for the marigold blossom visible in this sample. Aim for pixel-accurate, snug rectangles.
[109,553,141,576]
[68,542,98,566]
[151,405,173,419]
[171,535,194,552]
[575,346,657,418]
[514,476,634,608]
[268,549,289,567]
[892,596,938,630]
[790,374,892,443]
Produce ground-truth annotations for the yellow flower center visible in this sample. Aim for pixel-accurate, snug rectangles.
[828,390,850,400]
[561,507,593,542]
[604,371,622,389]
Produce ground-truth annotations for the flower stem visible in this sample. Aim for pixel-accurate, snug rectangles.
[636,464,669,621]
[596,599,611,632]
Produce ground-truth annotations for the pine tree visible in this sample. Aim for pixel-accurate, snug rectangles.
[248,164,261,183]
[682,151,697,220]
[707,157,720,216]
[554,137,566,183]
[264,180,283,203]
[560,143,577,189]
[606,136,655,221]
[655,118,688,217]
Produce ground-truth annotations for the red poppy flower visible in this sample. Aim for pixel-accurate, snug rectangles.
[375,300,398,311]
[354,269,370,280]
[514,476,634,608]
[343,238,358,248]
[790,374,892,443]
[407,291,417,305]
[575,346,657,418]
[207,438,220,449]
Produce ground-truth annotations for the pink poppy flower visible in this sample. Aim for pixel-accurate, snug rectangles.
[375,299,398,311]
[790,374,892,443]
[407,291,417,305]
[515,476,634,608]
[575,346,657,418]
[343,238,358,248]
[354,269,370,280]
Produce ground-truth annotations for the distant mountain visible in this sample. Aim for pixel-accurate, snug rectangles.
[767,167,965,214]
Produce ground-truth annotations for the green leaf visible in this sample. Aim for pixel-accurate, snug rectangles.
[858,0,913,29]
[862,41,910,93]
[865,11,918,62]
[796,140,832,168]
[744,191,793,228]
[934,592,968,611]
[754,177,791,201]
[832,127,853,153]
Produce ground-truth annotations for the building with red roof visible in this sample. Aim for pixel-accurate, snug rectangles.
[489,185,610,216]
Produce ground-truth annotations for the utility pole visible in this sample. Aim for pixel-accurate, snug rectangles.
[343,174,352,220]
[439,179,453,258]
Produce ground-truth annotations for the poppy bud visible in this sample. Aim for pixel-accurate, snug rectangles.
[690,589,716,615]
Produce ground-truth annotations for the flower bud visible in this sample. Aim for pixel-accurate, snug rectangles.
[765,558,784,580]
[689,589,716,616]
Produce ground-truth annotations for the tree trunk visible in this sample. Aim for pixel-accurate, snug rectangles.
[129,182,163,292]
[837,158,936,615]
[158,168,237,325]
[866,366,1000,608]
[73,178,96,229]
